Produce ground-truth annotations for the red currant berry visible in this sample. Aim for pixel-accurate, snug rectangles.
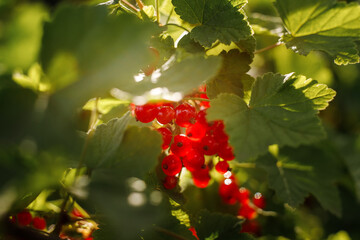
[238,203,256,220]
[134,103,159,123]
[182,148,205,172]
[163,176,177,189]
[240,220,260,235]
[196,110,208,125]
[192,167,210,188]
[215,161,229,174]
[17,210,32,226]
[238,187,250,204]
[162,154,182,176]
[157,127,172,150]
[218,144,235,161]
[32,216,46,230]
[252,192,266,209]
[219,179,239,204]
[175,103,196,127]
[170,135,192,157]
[186,122,207,141]
[199,136,219,155]
[157,105,175,124]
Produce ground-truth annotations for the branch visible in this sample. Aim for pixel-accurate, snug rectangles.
[254,42,282,54]
[154,226,188,240]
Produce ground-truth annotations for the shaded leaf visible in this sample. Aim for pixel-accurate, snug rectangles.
[256,145,342,217]
[86,112,131,169]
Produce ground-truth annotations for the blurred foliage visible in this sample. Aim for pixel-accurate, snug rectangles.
[0,0,359,239]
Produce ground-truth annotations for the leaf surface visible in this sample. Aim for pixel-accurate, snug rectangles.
[274,0,360,64]
[207,73,336,161]
[172,0,252,47]
[257,145,342,217]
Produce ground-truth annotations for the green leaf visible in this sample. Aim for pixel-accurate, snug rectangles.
[194,210,254,240]
[206,49,254,102]
[274,0,360,65]
[172,0,252,47]
[207,73,336,161]
[114,126,162,176]
[256,145,342,217]
[89,126,164,239]
[86,112,131,169]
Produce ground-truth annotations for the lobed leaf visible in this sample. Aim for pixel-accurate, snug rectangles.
[257,145,342,217]
[207,73,336,161]
[172,0,252,47]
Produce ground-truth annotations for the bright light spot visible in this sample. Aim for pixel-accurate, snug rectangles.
[150,87,164,96]
[127,177,147,192]
[163,91,183,102]
[223,171,232,179]
[254,192,262,199]
[127,192,146,207]
[224,178,232,185]
[150,191,163,205]
[110,88,132,100]
[151,69,161,83]
[174,31,188,48]
[134,73,145,82]
[133,96,147,105]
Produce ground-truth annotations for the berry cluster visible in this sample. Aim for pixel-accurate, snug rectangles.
[9,210,47,230]
[219,174,265,235]
[132,87,235,190]
[132,86,266,236]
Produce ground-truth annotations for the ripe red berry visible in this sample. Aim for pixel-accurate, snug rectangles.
[240,220,260,235]
[238,203,256,220]
[218,144,235,161]
[219,179,239,204]
[182,148,205,172]
[134,103,158,123]
[157,105,175,124]
[32,216,47,230]
[163,176,177,189]
[238,187,250,204]
[17,210,32,226]
[162,154,182,176]
[186,122,207,141]
[199,136,219,155]
[192,167,210,188]
[157,127,172,150]
[196,110,208,125]
[215,161,229,174]
[175,103,196,127]
[170,135,192,157]
[252,192,266,209]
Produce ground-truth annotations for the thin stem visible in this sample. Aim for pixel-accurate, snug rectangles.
[232,162,256,168]
[166,7,174,24]
[135,0,144,10]
[121,0,139,12]
[183,97,210,102]
[154,226,188,240]
[156,0,160,24]
[97,0,117,6]
[254,42,282,54]
[165,23,190,32]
